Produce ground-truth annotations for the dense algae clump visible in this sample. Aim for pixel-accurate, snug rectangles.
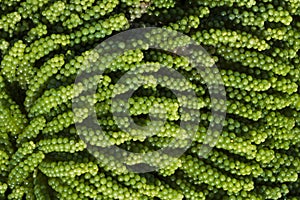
[0,0,300,199]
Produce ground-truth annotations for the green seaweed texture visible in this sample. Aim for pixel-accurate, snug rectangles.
[0,0,300,199]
